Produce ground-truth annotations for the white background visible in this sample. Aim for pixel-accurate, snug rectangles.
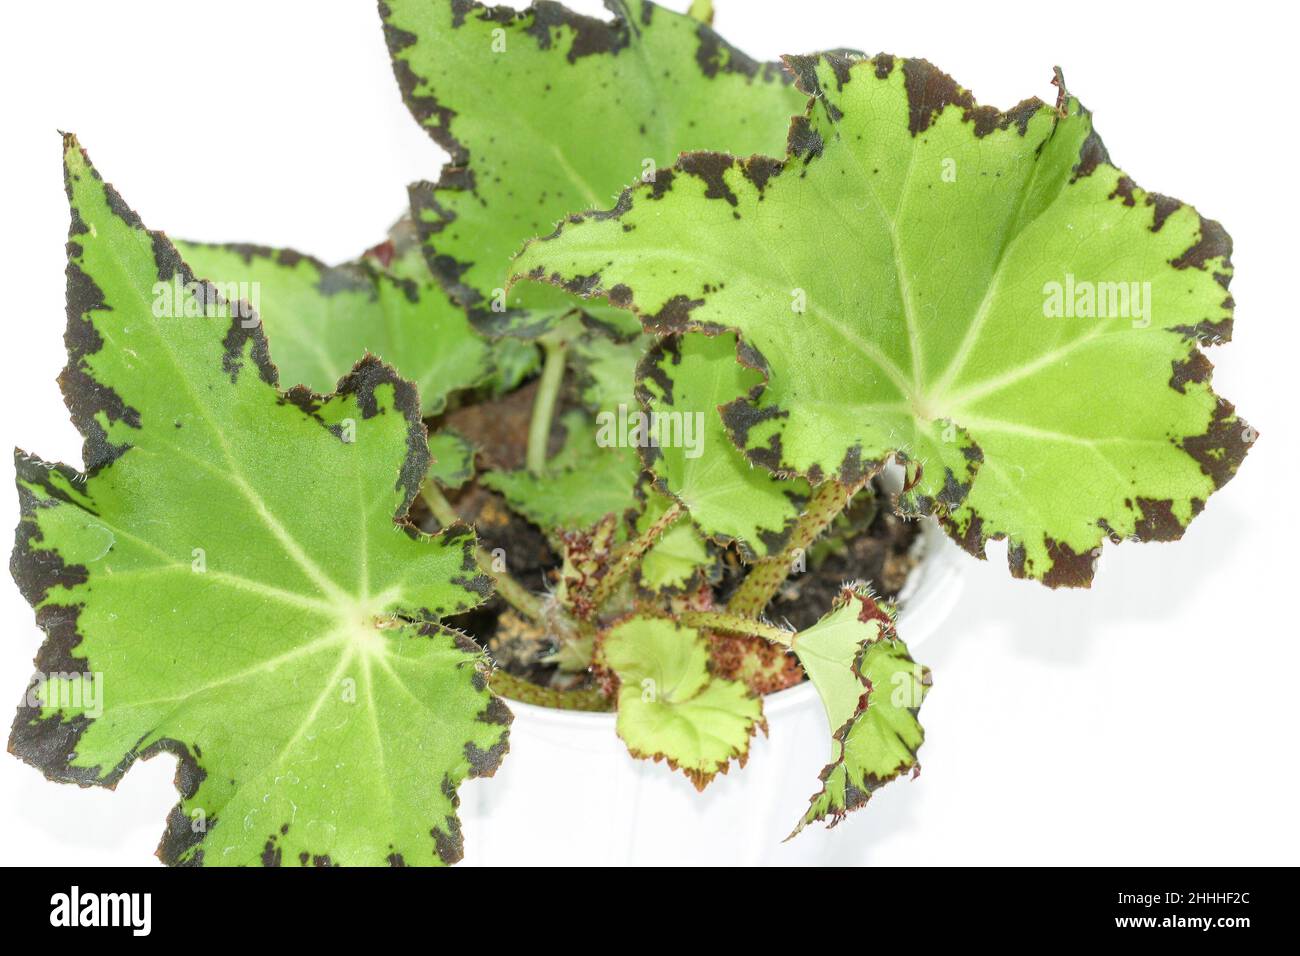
[0,0,1294,865]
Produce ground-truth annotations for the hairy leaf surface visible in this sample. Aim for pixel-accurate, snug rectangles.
[10,138,508,867]
[512,54,1253,586]
[176,222,492,417]
[381,0,806,337]
[600,615,761,789]
[790,588,928,835]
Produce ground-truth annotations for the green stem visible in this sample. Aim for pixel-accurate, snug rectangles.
[420,481,545,623]
[727,480,857,617]
[591,500,685,609]
[526,338,568,474]
[489,669,612,712]
[679,610,793,646]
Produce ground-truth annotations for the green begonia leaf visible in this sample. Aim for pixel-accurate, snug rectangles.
[572,329,651,414]
[632,483,712,592]
[600,615,761,789]
[176,221,492,417]
[637,332,810,558]
[380,0,806,337]
[483,337,542,396]
[426,429,477,488]
[511,54,1254,586]
[790,587,928,835]
[10,137,509,867]
[482,410,640,536]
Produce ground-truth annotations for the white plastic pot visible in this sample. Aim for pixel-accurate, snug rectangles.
[459,519,965,866]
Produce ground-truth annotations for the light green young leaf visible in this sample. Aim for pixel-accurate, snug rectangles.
[633,483,713,592]
[481,411,641,536]
[600,615,762,789]
[176,221,492,417]
[427,429,477,489]
[571,328,652,414]
[10,137,509,867]
[789,587,928,835]
[380,0,806,337]
[512,53,1253,586]
[484,336,542,395]
[637,332,810,558]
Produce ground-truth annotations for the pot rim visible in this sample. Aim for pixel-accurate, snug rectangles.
[500,518,965,726]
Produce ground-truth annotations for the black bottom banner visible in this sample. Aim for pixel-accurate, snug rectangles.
[4,865,1281,940]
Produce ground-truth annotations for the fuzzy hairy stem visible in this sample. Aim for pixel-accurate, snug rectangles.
[679,610,793,646]
[489,668,612,712]
[420,480,545,622]
[526,338,568,474]
[590,500,685,609]
[727,480,857,617]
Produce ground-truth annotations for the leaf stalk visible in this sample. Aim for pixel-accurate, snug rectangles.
[727,480,857,617]
[489,668,612,712]
[526,337,568,474]
[590,500,685,609]
[679,610,794,647]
